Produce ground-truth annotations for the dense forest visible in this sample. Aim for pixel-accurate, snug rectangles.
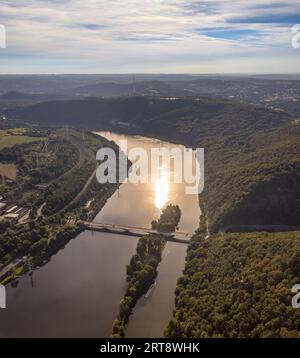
[165,232,300,338]
[201,121,300,232]
[151,204,181,232]
[12,96,290,135]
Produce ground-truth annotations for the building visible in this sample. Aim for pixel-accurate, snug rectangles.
[5,205,18,214]
[4,213,19,223]
[0,202,7,214]
[4,206,30,223]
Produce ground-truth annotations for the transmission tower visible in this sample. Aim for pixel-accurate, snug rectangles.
[33,152,40,168]
[43,140,48,153]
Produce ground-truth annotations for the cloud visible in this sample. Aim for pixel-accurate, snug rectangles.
[77,23,108,30]
[0,0,299,73]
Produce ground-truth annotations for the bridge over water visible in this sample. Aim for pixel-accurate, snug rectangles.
[79,221,193,244]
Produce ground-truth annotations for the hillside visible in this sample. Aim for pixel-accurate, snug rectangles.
[12,96,291,134]
[201,121,300,231]
[165,231,300,338]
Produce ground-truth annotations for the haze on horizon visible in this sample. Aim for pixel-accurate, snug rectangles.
[0,0,300,74]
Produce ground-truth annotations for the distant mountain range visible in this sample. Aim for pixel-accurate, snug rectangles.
[0,91,71,101]
[73,80,181,97]
[1,75,300,116]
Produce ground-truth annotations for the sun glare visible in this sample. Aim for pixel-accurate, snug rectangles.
[155,174,169,209]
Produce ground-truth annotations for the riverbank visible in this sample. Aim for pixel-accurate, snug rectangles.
[0,130,123,285]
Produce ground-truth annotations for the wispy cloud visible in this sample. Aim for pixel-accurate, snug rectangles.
[0,0,299,73]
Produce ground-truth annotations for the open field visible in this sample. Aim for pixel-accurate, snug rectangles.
[0,128,46,150]
[0,135,46,150]
[0,163,17,180]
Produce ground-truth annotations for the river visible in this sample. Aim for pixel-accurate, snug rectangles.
[0,132,200,338]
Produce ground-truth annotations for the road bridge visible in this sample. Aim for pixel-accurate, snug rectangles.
[79,221,193,244]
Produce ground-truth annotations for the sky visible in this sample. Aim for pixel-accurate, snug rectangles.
[0,0,299,74]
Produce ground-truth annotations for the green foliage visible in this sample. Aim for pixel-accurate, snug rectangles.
[199,124,300,232]
[29,238,48,257]
[151,204,181,232]
[0,135,78,207]
[112,235,165,338]
[42,164,94,215]
[0,134,45,150]
[165,232,300,338]
[0,129,121,276]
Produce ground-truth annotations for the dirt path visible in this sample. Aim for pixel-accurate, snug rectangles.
[57,167,97,215]
[50,131,97,215]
